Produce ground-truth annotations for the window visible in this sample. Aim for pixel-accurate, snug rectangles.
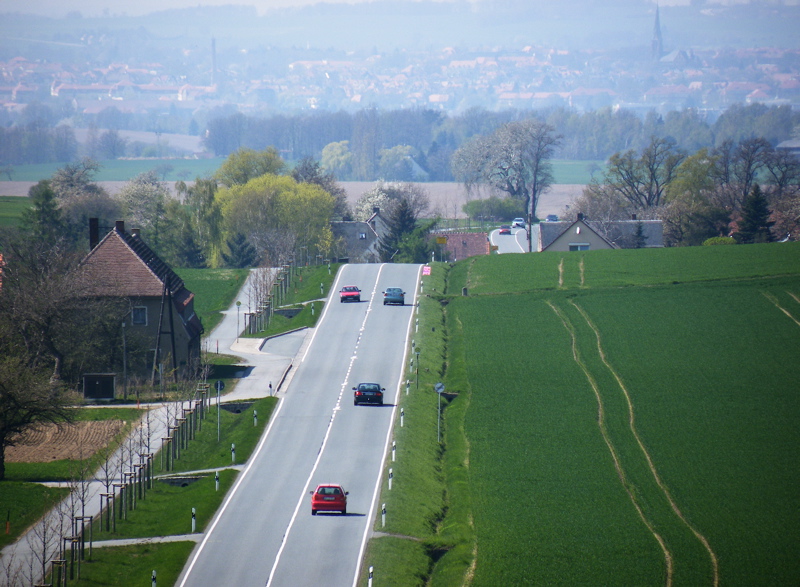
[359,233,367,240]
[132,306,147,325]
[569,243,590,251]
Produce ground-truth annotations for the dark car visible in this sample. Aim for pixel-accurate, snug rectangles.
[353,382,385,405]
[310,484,348,515]
[545,214,559,222]
[382,287,405,305]
[498,225,511,235]
[339,285,361,302]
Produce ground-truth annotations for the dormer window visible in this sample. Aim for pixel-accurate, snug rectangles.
[359,233,367,239]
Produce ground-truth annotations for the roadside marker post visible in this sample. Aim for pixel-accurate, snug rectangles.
[191,508,196,533]
[381,504,386,527]
[401,408,404,427]
[215,471,219,492]
[231,443,236,464]
[388,468,393,490]
[392,441,396,461]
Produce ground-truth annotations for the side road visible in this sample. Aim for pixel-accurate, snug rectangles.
[0,269,313,584]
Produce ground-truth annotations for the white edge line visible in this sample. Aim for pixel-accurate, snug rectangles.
[178,395,287,587]
[266,263,385,586]
[351,263,424,586]
[299,267,347,363]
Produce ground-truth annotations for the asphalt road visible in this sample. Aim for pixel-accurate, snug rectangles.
[489,226,528,253]
[177,262,422,587]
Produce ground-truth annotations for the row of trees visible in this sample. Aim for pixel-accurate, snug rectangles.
[567,136,800,245]
[4,100,798,182]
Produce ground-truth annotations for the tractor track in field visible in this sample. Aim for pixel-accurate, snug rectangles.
[546,300,675,587]
[548,299,723,587]
[570,300,719,587]
[763,291,800,327]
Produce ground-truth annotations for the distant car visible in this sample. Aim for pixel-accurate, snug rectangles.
[545,214,559,222]
[339,285,361,302]
[511,217,526,228]
[383,287,405,305]
[353,382,385,405]
[498,225,511,235]
[310,484,348,515]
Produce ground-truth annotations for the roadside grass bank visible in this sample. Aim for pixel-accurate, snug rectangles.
[51,541,197,587]
[359,263,478,586]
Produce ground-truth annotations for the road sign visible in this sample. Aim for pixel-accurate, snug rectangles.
[436,236,447,244]
[434,382,445,394]
[215,380,225,392]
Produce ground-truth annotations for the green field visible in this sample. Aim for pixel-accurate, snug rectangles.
[363,243,800,585]
[0,159,600,185]
[437,243,800,585]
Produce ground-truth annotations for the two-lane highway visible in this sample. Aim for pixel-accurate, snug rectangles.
[178,263,421,587]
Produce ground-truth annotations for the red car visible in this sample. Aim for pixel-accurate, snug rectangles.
[310,484,348,515]
[339,285,361,302]
[498,225,511,235]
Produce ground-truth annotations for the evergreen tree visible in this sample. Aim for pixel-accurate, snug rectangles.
[21,180,65,244]
[735,184,775,243]
[378,196,418,262]
[222,233,259,268]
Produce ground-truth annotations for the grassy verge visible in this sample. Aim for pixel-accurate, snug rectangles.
[163,397,277,474]
[359,263,473,585]
[51,541,197,587]
[0,483,70,549]
[177,268,250,334]
[90,469,239,540]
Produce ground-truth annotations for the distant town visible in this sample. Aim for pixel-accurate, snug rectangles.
[2,3,799,124]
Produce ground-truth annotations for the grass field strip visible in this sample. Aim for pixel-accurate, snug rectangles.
[762,291,800,327]
[548,299,721,586]
[570,301,720,587]
[546,300,675,586]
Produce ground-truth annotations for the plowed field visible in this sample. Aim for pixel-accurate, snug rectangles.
[6,420,125,462]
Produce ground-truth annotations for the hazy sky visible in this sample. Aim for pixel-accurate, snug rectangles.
[3,0,702,19]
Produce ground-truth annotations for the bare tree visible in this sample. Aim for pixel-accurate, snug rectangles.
[603,136,686,210]
[452,119,561,251]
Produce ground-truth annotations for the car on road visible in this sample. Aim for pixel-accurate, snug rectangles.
[353,382,385,405]
[498,225,511,235]
[339,285,361,302]
[545,214,559,222]
[511,217,526,228]
[310,484,348,515]
[382,287,405,305]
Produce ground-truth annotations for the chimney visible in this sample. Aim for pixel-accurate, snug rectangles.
[631,213,638,221]
[115,220,125,234]
[373,207,380,214]
[577,212,584,221]
[89,217,99,250]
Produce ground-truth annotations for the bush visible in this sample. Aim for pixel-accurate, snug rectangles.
[702,236,736,246]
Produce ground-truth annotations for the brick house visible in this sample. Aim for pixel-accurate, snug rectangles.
[430,232,490,261]
[80,220,203,382]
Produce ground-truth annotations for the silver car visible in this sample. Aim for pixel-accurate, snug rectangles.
[382,287,405,305]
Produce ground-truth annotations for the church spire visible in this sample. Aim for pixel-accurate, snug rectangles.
[652,4,664,60]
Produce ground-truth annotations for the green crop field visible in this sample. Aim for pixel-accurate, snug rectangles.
[440,243,800,585]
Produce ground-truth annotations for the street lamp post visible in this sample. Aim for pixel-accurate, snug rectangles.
[236,301,241,341]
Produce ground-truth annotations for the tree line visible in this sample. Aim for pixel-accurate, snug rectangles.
[2,101,798,182]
